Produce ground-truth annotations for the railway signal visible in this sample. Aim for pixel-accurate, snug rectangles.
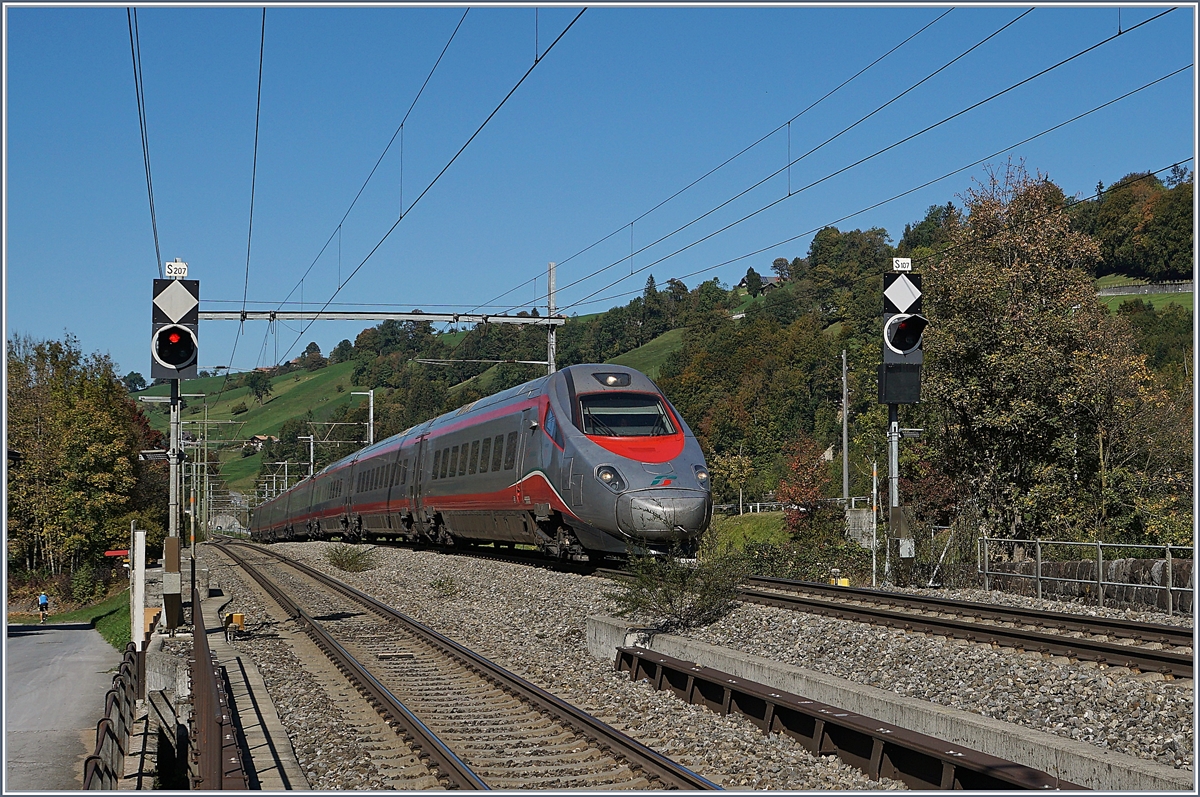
[150,269,198,632]
[151,277,200,380]
[878,268,926,581]
[878,272,924,404]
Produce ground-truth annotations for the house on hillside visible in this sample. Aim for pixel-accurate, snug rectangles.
[735,275,784,293]
[249,434,279,452]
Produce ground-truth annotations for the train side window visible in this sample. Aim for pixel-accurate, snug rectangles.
[432,450,441,479]
[504,431,518,470]
[402,458,409,485]
[479,438,491,473]
[449,446,460,477]
[441,448,451,478]
[458,446,469,476]
[468,440,480,474]
[544,407,564,448]
[492,435,504,471]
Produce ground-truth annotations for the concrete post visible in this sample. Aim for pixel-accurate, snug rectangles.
[131,529,146,652]
[1035,540,1042,601]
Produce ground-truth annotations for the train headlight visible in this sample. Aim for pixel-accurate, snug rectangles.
[693,465,710,489]
[595,465,626,492]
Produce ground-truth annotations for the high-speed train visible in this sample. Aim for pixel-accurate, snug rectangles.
[249,364,712,559]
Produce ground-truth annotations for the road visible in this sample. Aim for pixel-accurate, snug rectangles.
[5,623,122,791]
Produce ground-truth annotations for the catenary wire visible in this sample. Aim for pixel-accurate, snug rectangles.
[272,8,471,313]
[499,8,1030,315]
[213,9,268,407]
[127,9,162,278]
[273,8,587,367]
[468,7,954,315]
[559,66,1192,313]
[549,8,1175,317]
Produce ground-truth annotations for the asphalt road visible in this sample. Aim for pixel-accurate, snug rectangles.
[5,623,122,791]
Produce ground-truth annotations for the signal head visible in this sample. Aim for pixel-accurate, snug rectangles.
[152,324,198,371]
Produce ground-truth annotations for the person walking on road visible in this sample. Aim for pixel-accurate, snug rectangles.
[38,592,49,624]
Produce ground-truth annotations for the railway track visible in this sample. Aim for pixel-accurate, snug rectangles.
[738,577,1194,680]
[216,542,719,790]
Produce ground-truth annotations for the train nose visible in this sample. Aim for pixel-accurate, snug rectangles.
[616,489,712,538]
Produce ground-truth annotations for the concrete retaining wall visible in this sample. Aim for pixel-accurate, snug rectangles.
[145,636,190,698]
[987,557,1194,613]
[586,615,1194,791]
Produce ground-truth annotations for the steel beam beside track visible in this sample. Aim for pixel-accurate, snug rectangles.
[617,646,1084,791]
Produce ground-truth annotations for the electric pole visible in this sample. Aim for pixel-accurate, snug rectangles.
[842,349,849,502]
[547,261,557,374]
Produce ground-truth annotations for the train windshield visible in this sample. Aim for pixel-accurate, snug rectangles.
[578,393,676,437]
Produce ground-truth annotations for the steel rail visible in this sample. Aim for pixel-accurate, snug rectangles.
[234,542,721,790]
[739,586,1193,679]
[216,543,488,790]
[747,576,1193,646]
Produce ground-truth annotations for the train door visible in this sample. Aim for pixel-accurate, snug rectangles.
[514,407,539,506]
[411,435,428,524]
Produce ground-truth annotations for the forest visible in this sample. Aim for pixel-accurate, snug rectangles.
[7,164,1193,589]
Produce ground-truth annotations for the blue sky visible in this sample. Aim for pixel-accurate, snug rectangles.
[5,4,1195,379]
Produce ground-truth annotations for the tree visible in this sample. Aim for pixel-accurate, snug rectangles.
[7,334,165,575]
[329,339,354,364]
[771,257,791,280]
[776,434,836,533]
[244,370,273,405]
[121,371,146,392]
[922,162,1188,542]
[743,267,763,298]
[710,452,753,514]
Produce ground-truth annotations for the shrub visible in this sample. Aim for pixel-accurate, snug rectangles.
[70,563,104,604]
[606,542,747,631]
[740,526,873,585]
[324,543,377,572]
[231,402,248,415]
[429,576,458,597]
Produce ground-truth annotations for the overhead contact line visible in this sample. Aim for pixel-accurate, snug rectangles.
[272,8,471,315]
[559,66,1193,312]
[214,8,268,407]
[275,8,588,366]
[470,8,955,316]
[551,11,1178,317]
[505,7,1036,314]
[127,8,163,279]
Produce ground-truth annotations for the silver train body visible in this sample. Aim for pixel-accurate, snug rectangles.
[249,364,712,559]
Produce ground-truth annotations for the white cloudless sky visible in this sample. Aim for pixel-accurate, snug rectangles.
[4,3,1195,378]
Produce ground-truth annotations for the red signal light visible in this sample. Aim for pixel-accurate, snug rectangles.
[168,332,181,344]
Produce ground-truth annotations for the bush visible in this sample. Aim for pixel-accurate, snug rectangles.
[71,563,105,604]
[606,542,747,631]
[231,402,248,415]
[324,543,376,572]
[740,526,873,585]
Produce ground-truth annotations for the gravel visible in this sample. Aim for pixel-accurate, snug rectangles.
[199,542,1193,789]
[200,544,902,790]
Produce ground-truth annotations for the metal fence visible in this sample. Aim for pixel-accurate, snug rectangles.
[979,537,1194,615]
[189,587,249,789]
[82,643,141,789]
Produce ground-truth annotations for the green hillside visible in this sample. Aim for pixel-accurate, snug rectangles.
[135,361,366,492]
[607,327,684,379]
